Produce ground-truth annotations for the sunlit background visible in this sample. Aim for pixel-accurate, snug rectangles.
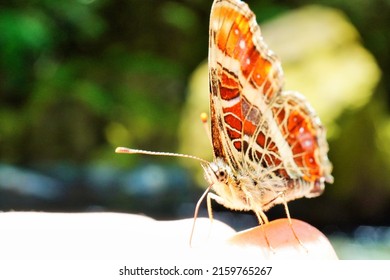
[1,0,389,259]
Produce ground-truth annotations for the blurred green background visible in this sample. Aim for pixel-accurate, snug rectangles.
[0,0,389,258]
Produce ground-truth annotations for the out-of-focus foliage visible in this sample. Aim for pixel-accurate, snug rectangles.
[263,5,381,126]
[0,0,390,234]
[0,0,208,167]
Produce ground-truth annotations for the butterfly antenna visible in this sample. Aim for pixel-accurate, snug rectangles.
[200,112,213,147]
[115,147,210,165]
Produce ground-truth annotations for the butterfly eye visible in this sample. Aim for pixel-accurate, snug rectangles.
[216,169,227,183]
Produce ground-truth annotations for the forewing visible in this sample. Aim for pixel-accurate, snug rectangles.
[208,0,284,173]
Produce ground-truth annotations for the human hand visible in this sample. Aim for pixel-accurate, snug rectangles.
[149,216,338,260]
[0,212,337,260]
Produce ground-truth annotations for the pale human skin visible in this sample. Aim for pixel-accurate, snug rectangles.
[0,212,337,260]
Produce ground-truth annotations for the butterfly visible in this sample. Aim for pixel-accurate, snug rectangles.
[116,0,333,245]
[203,0,333,224]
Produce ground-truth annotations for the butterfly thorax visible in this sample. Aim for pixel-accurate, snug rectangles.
[202,156,327,213]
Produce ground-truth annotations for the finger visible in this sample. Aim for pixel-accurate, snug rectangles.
[228,218,338,259]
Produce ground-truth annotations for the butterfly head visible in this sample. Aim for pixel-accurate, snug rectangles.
[201,158,233,186]
[201,158,255,211]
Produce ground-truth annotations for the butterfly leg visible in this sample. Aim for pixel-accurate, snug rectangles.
[282,199,308,252]
[205,191,231,239]
[206,191,275,252]
[206,192,227,221]
[264,191,308,251]
[190,185,229,247]
[253,210,275,253]
[189,184,213,247]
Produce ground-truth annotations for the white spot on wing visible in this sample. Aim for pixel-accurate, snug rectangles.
[239,39,246,49]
